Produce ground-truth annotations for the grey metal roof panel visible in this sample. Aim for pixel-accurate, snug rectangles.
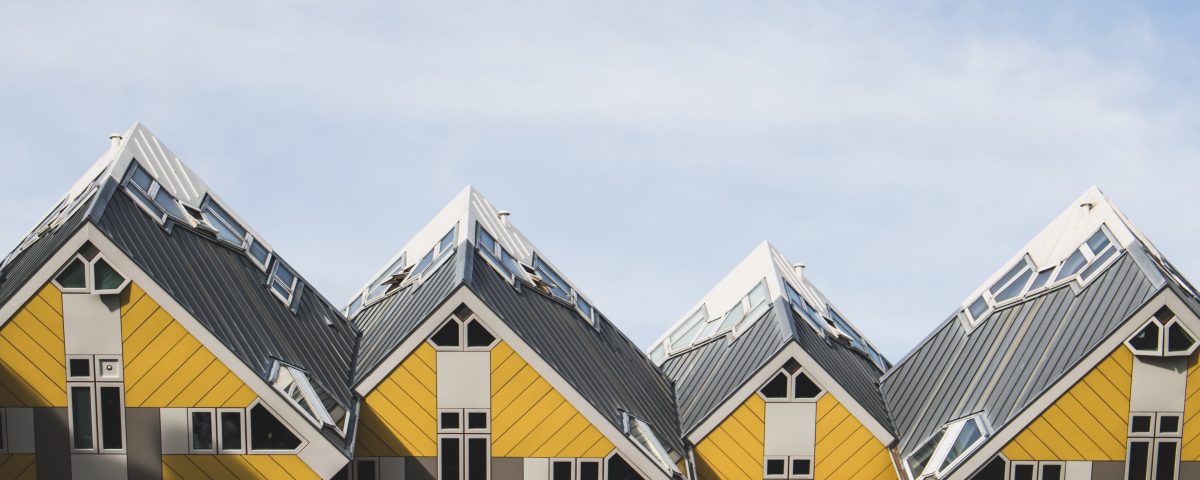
[788,308,894,434]
[351,250,465,384]
[0,203,90,308]
[466,252,684,453]
[95,193,361,437]
[882,253,1156,457]
[661,308,790,434]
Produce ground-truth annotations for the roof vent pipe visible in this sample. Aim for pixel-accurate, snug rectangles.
[793,262,806,277]
[497,210,511,225]
[109,133,123,148]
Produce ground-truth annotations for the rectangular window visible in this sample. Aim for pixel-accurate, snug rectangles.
[269,262,299,305]
[1155,440,1179,480]
[790,457,813,479]
[578,459,601,480]
[551,460,573,480]
[466,436,488,480]
[764,457,787,478]
[354,459,378,480]
[1040,463,1062,480]
[439,437,462,480]
[439,410,463,433]
[68,356,92,380]
[69,385,95,452]
[466,410,488,432]
[1128,441,1152,480]
[190,410,215,453]
[98,385,123,451]
[1012,462,1036,480]
[219,410,244,453]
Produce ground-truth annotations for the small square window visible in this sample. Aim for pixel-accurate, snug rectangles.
[68,357,92,380]
[551,460,573,480]
[791,458,812,476]
[765,458,787,477]
[467,411,488,431]
[439,411,461,432]
[1040,463,1062,480]
[1158,414,1181,435]
[1131,414,1154,435]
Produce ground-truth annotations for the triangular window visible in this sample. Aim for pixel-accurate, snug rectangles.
[431,321,461,348]
[465,320,496,348]
[1125,306,1199,357]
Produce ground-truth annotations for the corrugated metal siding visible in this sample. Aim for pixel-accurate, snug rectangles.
[882,254,1157,457]
[660,310,789,434]
[467,254,684,453]
[351,251,463,384]
[96,194,360,413]
[789,309,893,433]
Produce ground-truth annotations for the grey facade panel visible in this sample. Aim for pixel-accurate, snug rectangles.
[467,253,684,453]
[34,407,71,480]
[94,194,359,449]
[406,457,437,480]
[882,254,1157,459]
[492,458,523,479]
[351,250,464,385]
[125,407,162,480]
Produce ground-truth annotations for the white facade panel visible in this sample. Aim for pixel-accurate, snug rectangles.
[764,402,816,456]
[437,351,490,409]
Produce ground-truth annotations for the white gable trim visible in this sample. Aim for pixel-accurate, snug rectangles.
[946,287,1191,480]
[0,228,92,327]
[80,225,349,477]
[687,340,895,447]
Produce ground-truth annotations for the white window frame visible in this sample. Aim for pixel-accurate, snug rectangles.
[217,408,246,454]
[439,409,464,434]
[577,458,604,480]
[95,356,122,382]
[550,458,576,480]
[67,354,95,381]
[52,254,92,293]
[268,261,299,306]
[67,383,97,453]
[623,414,680,476]
[463,317,499,351]
[464,434,491,480]
[361,254,409,308]
[438,434,465,480]
[788,455,814,479]
[465,409,490,434]
[757,367,825,403]
[245,400,307,454]
[1010,460,1038,480]
[269,362,346,436]
[763,456,789,479]
[94,383,127,454]
[89,254,132,295]
[411,226,459,289]
[188,408,217,454]
[1125,315,1199,357]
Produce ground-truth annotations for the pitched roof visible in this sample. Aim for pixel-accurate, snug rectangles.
[0,123,361,451]
[347,186,685,457]
[655,242,893,437]
[880,187,1181,475]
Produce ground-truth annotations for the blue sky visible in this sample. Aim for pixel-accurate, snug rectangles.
[3,1,1199,361]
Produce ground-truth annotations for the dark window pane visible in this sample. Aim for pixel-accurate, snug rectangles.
[765,459,786,475]
[414,250,434,276]
[1086,230,1111,255]
[1167,323,1195,353]
[1041,464,1062,480]
[57,259,87,289]
[439,228,457,253]
[129,165,154,191]
[968,296,988,320]
[994,269,1033,302]
[249,404,301,450]
[906,429,944,476]
[477,225,496,252]
[1013,464,1035,480]
[991,261,1029,294]
[441,438,461,479]
[100,386,122,449]
[467,412,487,430]
[1155,441,1178,480]
[580,461,600,480]
[69,358,90,378]
[606,454,645,480]
[221,411,242,451]
[355,460,377,480]
[153,189,184,219]
[972,456,1007,480]
[192,411,213,450]
[70,386,93,449]
[791,458,811,475]
[760,373,789,398]
[1056,250,1088,280]
[467,437,488,480]
[1130,322,1161,352]
[1029,268,1055,291]
[93,259,126,291]
[440,411,461,431]
[1128,441,1151,480]
[1079,247,1116,280]
[1160,415,1181,434]
[793,373,822,399]
[431,321,460,347]
[249,239,270,264]
[552,461,573,480]
[466,320,495,347]
[1132,415,1154,434]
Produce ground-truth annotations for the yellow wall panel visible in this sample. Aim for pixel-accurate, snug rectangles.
[162,454,317,480]
[0,454,37,480]
[490,341,613,458]
[695,394,765,480]
[120,283,254,408]
[815,394,897,480]
[0,283,65,407]
[1183,353,1200,460]
[1003,347,1132,461]
[356,342,438,457]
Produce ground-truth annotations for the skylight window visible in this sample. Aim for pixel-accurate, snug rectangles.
[530,254,600,325]
[622,413,679,476]
[905,414,989,479]
[199,196,272,271]
[269,261,299,306]
[964,227,1120,327]
[476,225,521,282]
[363,254,408,304]
[785,282,826,336]
[659,280,772,356]
[412,227,457,280]
[271,363,349,436]
[122,162,186,223]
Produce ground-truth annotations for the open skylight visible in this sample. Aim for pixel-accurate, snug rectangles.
[905,414,989,479]
[784,280,889,371]
[271,362,350,436]
[123,161,187,224]
[652,279,771,360]
[623,413,679,476]
[964,227,1120,326]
